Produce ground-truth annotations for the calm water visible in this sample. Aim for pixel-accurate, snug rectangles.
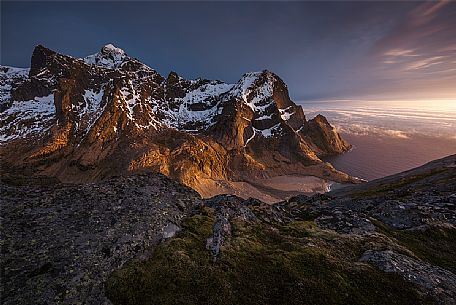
[300,100,456,181]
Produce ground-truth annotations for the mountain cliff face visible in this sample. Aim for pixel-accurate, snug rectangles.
[0,44,353,196]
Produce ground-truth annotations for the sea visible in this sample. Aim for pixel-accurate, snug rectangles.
[300,99,456,181]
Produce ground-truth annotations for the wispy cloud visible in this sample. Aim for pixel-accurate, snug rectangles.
[441,44,456,52]
[408,0,452,25]
[405,56,446,71]
[336,124,410,139]
[364,0,456,97]
[384,48,419,57]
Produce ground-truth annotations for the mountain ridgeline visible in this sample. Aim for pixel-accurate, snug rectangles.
[0,44,353,196]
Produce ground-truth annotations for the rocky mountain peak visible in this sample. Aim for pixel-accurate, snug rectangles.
[166,71,184,87]
[312,114,330,125]
[30,44,58,76]
[166,71,179,81]
[301,114,351,156]
[84,43,128,69]
[100,43,126,56]
[231,70,291,109]
[0,45,354,197]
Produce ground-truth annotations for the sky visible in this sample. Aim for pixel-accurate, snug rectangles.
[1,1,456,101]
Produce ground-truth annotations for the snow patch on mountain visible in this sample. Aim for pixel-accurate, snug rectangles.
[120,80,142,120]
[244,123,282,146]
[0,66,30,104]
[256,114,274,120]
[0,94,55,141]
[83,89,105,113]
[244,128,256,147]
[76,88,108,134]
[230,71,275,117]
[114,81,162,130]
[0,66,29,79]
[230,72,263,105]
[256,123,281,138]
[182,82,233,105]
[84,44,127,69]
[279,106,295,121]
[153,81,232,130]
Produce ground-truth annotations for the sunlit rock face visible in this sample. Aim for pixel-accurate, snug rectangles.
[0,44,353,192]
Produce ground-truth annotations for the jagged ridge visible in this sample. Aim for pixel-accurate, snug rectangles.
[0,44,353,197]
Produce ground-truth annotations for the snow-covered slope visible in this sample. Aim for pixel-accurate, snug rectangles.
[0,66,30,104]
[0,66,55,141]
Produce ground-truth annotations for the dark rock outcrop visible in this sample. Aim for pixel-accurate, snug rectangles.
[360,250,456,305]
[0,173,201,305]
[301,114,351,156]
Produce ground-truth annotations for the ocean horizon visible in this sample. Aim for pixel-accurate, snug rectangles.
[301,99,456,181]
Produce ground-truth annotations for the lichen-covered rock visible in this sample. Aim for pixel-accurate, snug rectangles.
[360,250,456,304]
[0,173,201,305]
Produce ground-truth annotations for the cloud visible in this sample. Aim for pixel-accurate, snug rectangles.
[372,1,456,67]
[408,0,451,25]
[441,44,456,52]
[384,49,419,57]
[335,124,410,139]
[362,0,456,98]
[405,56,446,70]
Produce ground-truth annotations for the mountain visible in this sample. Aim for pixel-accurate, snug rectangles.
[0,44,353,198]
[2,154,455,305]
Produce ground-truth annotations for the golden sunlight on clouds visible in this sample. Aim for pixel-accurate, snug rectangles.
[404,56,446,71]
[384,49,419,57]
[373,1,456,93]
[409,0,451,25]
[366,1,456,99]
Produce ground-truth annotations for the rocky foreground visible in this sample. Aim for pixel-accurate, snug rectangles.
[0,174,200,304]
[1,155,456,305]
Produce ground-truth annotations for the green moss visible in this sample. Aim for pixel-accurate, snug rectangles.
[106,216,432,305]
[278,221,317,238]
[374,220,456,273]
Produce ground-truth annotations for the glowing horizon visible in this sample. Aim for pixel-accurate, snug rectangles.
[301,99,456,141]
